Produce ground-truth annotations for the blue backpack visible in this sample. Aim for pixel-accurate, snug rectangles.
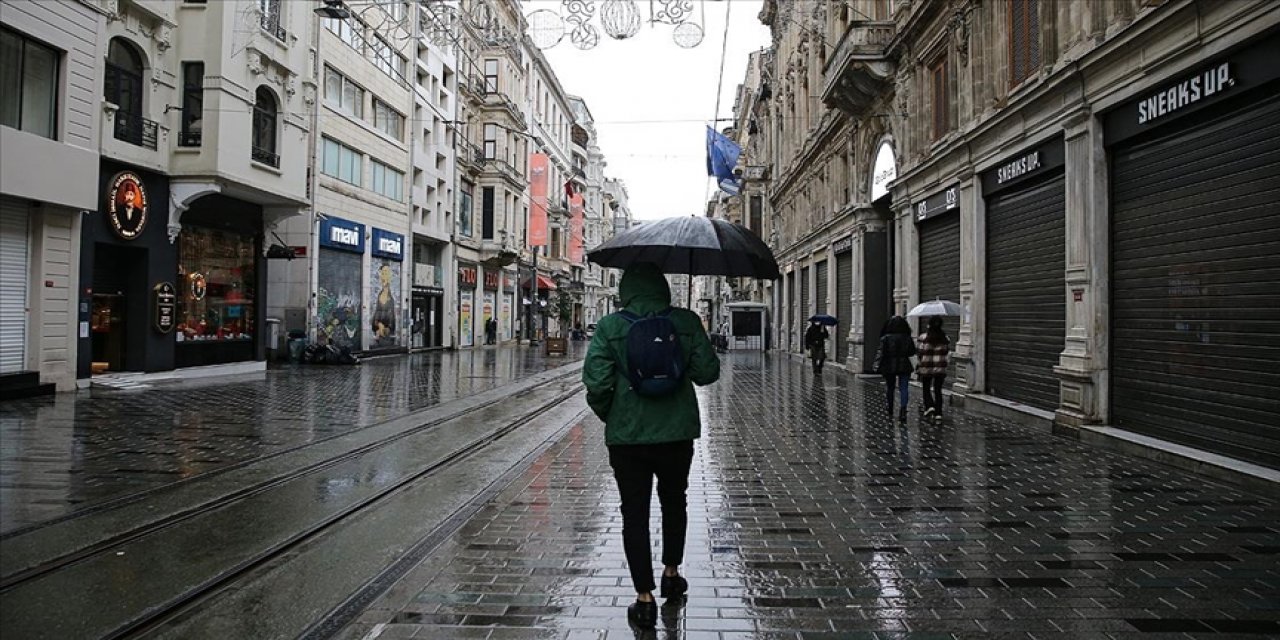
[617,308,685,397]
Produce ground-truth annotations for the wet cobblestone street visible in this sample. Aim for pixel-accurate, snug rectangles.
[347,352,1280,639]
[0,346,585,533]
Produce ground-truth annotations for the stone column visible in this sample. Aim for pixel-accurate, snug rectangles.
[1055,109,1109,428]
[896,201,918,317]
[849,205,891,373]
[954,174,983,395]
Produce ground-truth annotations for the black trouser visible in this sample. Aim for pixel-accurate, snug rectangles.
[608,440,695,594]
[921,375,945,413]
[809,344,825,370]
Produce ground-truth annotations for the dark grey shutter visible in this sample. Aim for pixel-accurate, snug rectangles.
[815,260,828,315]
[1111,93,1280,468]
[918,213,961,384]
[985,175,1065,411]
[799,266,810,350]
[836,250,852,362]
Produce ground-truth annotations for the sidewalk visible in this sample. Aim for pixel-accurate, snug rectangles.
[0,344,585,533]
[344,352,1280,639]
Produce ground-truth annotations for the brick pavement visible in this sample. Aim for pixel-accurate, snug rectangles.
[343,352,1280,639]
[0,345,585,533]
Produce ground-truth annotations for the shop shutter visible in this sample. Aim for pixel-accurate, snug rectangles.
[0,199,29,373]
[918,213,961,384]
[815,260,828,315]
[786,270,795,351]
[835,251,852,362]
[799,266,810,351]
[985,176,1065,411]
[1111,94,1280,468]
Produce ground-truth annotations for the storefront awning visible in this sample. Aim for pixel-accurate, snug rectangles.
[521,275,557,290]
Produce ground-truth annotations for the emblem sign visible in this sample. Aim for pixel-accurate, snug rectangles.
[154,282,176,333]
[106,172,149,240]
[190,273,207,301]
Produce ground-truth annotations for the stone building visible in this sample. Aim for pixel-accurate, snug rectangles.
[759,0,1280,469]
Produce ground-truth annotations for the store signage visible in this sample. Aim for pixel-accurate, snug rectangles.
[870,141,897,202]
[458,265,478,288]
[484,271,499,290]
[996,152,1041,185]
[105,172,149,240]
[190,273,207,301]
[319,216,366,253]
[832,234,854,254]
[982,138,1065,196]
[371,228,404,260]
[914,184,960,222]
[153,282,176,334]
[1137,62,1233,125]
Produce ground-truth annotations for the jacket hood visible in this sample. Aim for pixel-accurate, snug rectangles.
[619,263,671,313]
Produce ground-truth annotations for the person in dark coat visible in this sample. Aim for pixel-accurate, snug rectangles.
[876,315,917,421]
[916,316,950,424]
[804,321,829,373]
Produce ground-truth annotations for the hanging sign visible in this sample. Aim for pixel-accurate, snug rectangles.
[153,282,176,334]
[319,216,366,253]
[870,141,896,202]
[106,172,149,240]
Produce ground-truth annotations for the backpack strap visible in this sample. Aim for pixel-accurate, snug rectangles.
[616,309,641,324]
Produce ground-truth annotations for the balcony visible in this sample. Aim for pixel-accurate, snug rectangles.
[821,21,897,116]
[481,92,526,125]
[482,157,524,187]
[252,145,280,168]
[456,141,483,174]
[178,130,202,147]
[480,234,519,267]
[114,112,158,150]
[260,7,287,42]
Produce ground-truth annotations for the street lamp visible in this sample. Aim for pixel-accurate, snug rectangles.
[314,0,351,20]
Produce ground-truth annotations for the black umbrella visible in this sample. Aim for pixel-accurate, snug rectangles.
[808,314,838,326]
[587,216,782,280]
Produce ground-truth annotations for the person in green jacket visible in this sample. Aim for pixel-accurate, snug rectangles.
[582,262,720,629]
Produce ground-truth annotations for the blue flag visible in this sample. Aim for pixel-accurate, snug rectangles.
[706,126,741,194]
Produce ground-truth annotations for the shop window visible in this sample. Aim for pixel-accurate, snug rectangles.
[1009,0,1041,87]
[373,98,403,140]
[252,86,279,167]
[1,26,59,140]
[179,62,203,146]
[177,227,256,344]
[930,55,950,140]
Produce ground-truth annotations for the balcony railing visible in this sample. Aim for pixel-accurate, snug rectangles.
[114,112,158,150]
[178,130,202,147]
[260,7,287,42]
[252,145,280,167]
[821,20,897,115]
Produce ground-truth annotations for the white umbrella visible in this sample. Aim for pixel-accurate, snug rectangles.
[907,298,962,317]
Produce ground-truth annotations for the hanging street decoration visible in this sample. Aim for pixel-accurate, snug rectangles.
[524,0,704,50]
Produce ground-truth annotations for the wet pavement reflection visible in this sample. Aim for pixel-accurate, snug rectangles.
[0,346,584,533]
[346,352,1280,639]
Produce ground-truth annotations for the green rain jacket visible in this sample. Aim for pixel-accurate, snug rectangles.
[582,264,720,445]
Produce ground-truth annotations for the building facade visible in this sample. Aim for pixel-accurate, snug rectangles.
[756,0,1280,468]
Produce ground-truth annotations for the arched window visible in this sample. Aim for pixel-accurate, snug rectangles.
[251,86,279,166]
[105,38,153,147]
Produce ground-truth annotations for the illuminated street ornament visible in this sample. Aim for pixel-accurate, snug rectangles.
[563,0,599,50]
[570,24,601,50]
[651,0,694,25]
[672,21,703,48]
[601,0,641,40]
[527,9,565,49]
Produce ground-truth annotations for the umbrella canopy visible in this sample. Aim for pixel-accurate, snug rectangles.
[587,216,781,280]
[808,314,838,326]
[906,298,962,318]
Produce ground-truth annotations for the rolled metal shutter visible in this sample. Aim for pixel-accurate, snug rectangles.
[799,266,810,350]
[1111,94,1280,467]
[985,176,1065,411]
[918,214,961,384]
[836,251,852,362]
[0,199,30,374]
[815,260,828,315]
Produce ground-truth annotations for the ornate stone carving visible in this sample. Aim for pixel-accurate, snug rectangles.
[894,65,912,118]
[950,7,971,65]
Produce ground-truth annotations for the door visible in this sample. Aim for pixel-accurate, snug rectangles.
[90,293,126,371]
[918,213,961,384]
[0,200,28,373]
[1111,94,1280,467]
[798,266,810,351]
[835,251,852,363]
[985,176,1066,411]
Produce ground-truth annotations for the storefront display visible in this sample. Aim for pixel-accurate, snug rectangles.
[176,226,256,345]
[458,263,477,347]
[317,216,365,350]
[369,228,404,350]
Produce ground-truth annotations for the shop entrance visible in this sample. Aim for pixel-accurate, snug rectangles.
[90,244,145,373]
[90,293,126,372]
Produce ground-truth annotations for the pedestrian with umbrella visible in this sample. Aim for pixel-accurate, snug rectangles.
[584,217,779,629]
[806,314,836,374]
[875,315,917,421]
[907,299,960,424]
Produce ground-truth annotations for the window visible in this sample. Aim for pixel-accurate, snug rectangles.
[482,123,497,159]
[481,187,495,240]
[323,16,362,52]
[749,196,763,237]
[322,137,362,186]
[458,187,473,237]
[370,159,404,201]
[370,36,405,80]
[258,0,285,41]
[1009,0,1041,87]
[373,99,403,140]
[105,38,155,148]
[377,0,405,21]
[930,55,949,140]
[483,59,498,93]
[252,87,278,166]
[177,227,256,344]
[323,66,363,117]
[179,62,203,146]
[1,27,59,139]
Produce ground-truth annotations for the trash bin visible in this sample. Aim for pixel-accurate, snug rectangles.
[265,318,282,360]
[287,330,307,363]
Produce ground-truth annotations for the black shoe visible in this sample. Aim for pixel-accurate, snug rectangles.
[660,574,688,599]
[898,407,908,421]
[627,599,657,629]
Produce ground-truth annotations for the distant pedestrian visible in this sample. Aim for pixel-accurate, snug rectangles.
[485,317,497,345]
[916,316,950,424]
[804,321,829,373]
[875,315,917,421]
[582,262,721,630]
